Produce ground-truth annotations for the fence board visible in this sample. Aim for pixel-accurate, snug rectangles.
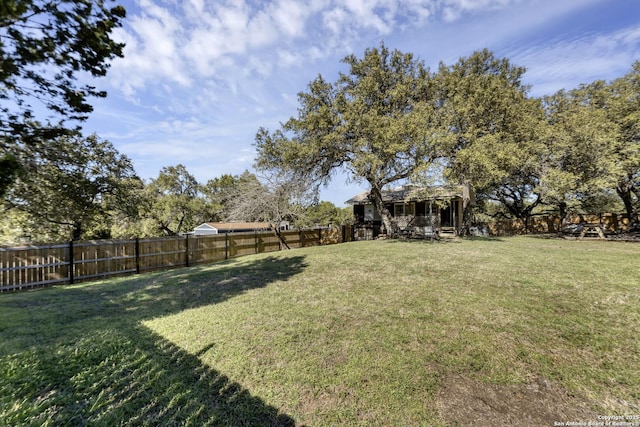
[301,230,321,247]
[280,231,301,248]
[73,240,137,283]
[138,237,187,273]
[321,228,342,245]
[188,234,227,265]
[0,244,69,291]
[226,232,255,258]
[258,232,281,253]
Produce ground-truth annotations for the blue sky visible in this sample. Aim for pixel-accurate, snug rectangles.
[83,0,640,206]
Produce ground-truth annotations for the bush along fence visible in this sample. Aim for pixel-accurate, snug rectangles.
[0,227,353,292]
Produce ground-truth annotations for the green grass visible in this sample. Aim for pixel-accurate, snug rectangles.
[1,237,639,425]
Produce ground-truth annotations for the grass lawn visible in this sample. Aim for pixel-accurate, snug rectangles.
[1,237,639,426]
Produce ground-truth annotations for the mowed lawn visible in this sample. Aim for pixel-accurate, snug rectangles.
[1,237,638,426]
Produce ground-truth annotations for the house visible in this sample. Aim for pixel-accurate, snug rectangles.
[345,184,473,238]
[193,222,272,235]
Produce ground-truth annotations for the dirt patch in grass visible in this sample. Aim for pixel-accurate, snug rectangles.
[436,374,600,427]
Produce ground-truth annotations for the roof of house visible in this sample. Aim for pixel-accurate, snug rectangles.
[345,184,463,205]
[199,222,273,231]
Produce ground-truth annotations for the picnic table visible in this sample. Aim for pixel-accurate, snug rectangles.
[578,224,606,240]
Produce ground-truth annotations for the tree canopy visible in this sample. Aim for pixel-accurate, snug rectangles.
[2,40,639,243]
[608,62,640,229]
[5,133,137,241]
[0,0,126,194]
[255,43,444,234]
[142,164,208,236]
[540,84,620,220]
[256,46,640,233]
[435,49,544,226]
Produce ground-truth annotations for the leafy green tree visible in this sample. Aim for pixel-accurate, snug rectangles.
[299,201,352,228]
[543,64,640,230]
[105,176,147,238]
[142,165,208,236]
[0,208,32,245]
[608,62,640,230]
[255,43,444,235]
[0,154,19,196]
[202,173,237,221]
[0,0,126,194]
[4,133,138,241]
[202,171,262,221]
[540,84,620,221]
[435,49,544,228]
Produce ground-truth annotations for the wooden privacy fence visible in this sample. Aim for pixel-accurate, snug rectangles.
[487,213,640,236]
[1,227,352,292]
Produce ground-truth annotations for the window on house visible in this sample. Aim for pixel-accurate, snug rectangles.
[394,203,415,216]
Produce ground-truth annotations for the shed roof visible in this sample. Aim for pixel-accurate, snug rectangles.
[345,185,463,205]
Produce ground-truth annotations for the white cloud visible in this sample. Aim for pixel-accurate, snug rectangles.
[108,0,617,103]
[271,0,309,37]
[278,49,303,68]
[339,0,393,34]
[322,7,348,34]
[245,9,280,48]
[188,0,204,13]
[112,0,532,100]
[109,1,191,96]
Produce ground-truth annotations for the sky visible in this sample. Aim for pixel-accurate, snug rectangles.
[83,0,640,207]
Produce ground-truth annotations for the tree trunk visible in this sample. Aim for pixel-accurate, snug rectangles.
[159,224,177,236]
[617,182,640,231]
[558,201,568,234]
[72,222,83,241]
[369,185,394,237]
[461,181,475,236]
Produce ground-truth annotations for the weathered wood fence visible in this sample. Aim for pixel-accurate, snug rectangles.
[487,213,640,236]
[1,227,352,292]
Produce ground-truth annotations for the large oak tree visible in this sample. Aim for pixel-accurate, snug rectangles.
[255,43,444,235]
[540,84,620,221]
[608,62,640,230]
[435,49,543,229]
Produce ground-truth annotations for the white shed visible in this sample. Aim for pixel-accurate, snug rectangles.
[193,222,273,235]
[193,223,219,235]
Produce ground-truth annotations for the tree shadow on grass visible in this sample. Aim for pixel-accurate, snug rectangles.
[464,236,506,242]
[0,255,306,426]
[379,236,507,247]
[524,233,572,240]
[380,237,459,245]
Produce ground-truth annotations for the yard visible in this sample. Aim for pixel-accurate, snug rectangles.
[1,237,638,426]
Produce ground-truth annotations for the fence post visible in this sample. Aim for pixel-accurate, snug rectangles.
[225,233,228,260]
[255,231,258,254]
[135,237,140,274]
[299,230,303,248]
[318,228,322,245]
[185,234,190,268]
[68,240,74,284]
